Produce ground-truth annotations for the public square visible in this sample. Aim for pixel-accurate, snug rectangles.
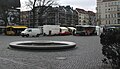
[0,35,111,69]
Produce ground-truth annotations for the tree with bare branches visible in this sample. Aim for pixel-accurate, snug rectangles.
[0,0,20,26]
[25,0,58,27]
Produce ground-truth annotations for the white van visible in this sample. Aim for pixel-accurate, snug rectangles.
[21,28,42,37]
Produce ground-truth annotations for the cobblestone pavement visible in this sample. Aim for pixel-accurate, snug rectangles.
[0,35,112,69]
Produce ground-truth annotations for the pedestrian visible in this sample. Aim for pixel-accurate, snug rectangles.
[72,29,75,35]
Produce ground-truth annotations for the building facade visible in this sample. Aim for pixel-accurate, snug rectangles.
[97,0,120,25]
[20,11,31,26]
[21,6,95,27]
[30,6,78,27]
[76,8,95,25]
[88,11,96,25]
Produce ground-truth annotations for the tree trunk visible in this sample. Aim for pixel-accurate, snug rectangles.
[32,8,35,27]
[32,0,37,28]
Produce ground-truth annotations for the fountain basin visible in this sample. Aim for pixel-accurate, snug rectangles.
[9,41,76,50]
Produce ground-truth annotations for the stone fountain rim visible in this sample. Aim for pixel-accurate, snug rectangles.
[9,40,76,50]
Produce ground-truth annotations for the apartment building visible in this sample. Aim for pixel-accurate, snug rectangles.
[76,8,95,25]
[88,11,96,25]
[32,6,78,27]
[97,0,120,25]
[34,6,66,26]
[76,8,87,25]
[21,6,95,27]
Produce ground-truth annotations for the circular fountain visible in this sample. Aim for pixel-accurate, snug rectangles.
[9,41,76,50]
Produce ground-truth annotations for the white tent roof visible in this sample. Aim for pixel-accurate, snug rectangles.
[76,25,95,27]
[68,27,76,30]
[60,27,67,29]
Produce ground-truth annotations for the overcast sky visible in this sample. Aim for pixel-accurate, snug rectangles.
[20,0,96,12]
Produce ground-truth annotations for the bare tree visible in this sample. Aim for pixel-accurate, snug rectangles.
[0,6,8,26]
[25,0,58,27]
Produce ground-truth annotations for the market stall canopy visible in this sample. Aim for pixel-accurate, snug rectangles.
[6,26,28,29]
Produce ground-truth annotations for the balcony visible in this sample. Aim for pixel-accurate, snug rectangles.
[108,11,120,14]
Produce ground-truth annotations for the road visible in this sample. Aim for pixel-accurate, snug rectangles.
[0,35,111,69]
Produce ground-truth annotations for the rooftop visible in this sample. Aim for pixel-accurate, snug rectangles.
[103,0,119,2]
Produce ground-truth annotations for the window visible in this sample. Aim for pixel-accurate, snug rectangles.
[111,14,113,18]
[109,14,110,18]
[114,14,116,17]
[114,8,116,11]
[106,20,107,24]
[115,2,116,5]
[108,3,110,6]
[111,8,113,11]
[117,13,120,17]
[119,2,120,5]
[106,14,107,18]
[112,2,113,5]
[109,20,110,24]
[113,2,115,5]
[27,29,32,32]
[114,20,116,24]
[118,19,120,24]
[105,3,107,7]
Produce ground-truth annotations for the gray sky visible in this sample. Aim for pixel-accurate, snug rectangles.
[20,0,96,12]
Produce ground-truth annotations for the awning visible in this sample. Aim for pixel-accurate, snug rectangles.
[6,26,28,29]
[60,27,68,29]
[68,27,76,30]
